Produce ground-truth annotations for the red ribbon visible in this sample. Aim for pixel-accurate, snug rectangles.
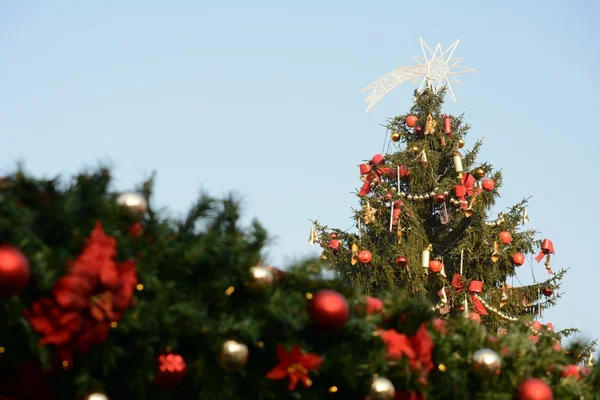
[359,155,396,196]
[451,274,488,315]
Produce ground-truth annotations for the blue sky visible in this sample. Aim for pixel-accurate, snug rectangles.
[1,1,599,339]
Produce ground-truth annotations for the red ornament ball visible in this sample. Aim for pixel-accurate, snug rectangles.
[329,232,338,238]
[512,253,525,266]
[359,250,372,264]
[328,239,341,252]
[0,245,30,299]
[395,256,408,268]
[434,194,446,204]
[308,289,349,331]
[482,179,495,192]
[469,312,481,323]
[561,364,582,380]
[155,353,187,389]
[498,231,512,245]
[542,287,553,297]
[406,115,418,127]
[516,378,553,400]
[413,125,424,136]
[428,260,442,273]
[364,296,383,315]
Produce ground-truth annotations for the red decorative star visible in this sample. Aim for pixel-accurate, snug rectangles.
[265,344,323,390]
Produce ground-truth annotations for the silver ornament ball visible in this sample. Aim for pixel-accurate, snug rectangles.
[219,340,249,371]
[367,376,395,400]
[116,192,147,218]
[472,348,502,376]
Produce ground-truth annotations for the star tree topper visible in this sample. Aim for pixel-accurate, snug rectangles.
[363,38,475,112]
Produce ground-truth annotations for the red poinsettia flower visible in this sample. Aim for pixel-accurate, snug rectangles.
[265,344,324,390]
[25,222,137,366]
[408,323,435,384]
[378,324,434,385]
[378,329,416,360]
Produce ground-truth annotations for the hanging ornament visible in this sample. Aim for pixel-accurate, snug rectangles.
[439,261,447,279]
[247,265,274,293]
[482,179,495,192]
[440,203,450,225]
[405,115,418,127]
[472,348,502,377]
[522,208,530,225]
[443,114,452,135]
[534,239,555,274]
[155,353,187,389]
[417,150,428,167]
[395,256,408,268]
[500,284,508,308]
[320,252,327,261]
[464,197,476,218]
[457,139,465,148]
[429,260,442,273]
[367,376,395,400]
[409,146,420,155]
[329,239,341,252]
[0,246,30,299]
[390,131,401,142]
[359,250,372,264]
[491,241,501,263]
[434,193,446,204]
[219,340,249,372]
[475,168,485,179]
[116,192,148,219]
[421,245,432,268]
[516,378,553,400]
[414,125,424,136]
[308,225,319,245]
[512,253,525,266]
[308,289,349,331]
[363,202,377,225]
[453,152,464,176]
[351,243,360,265]
[498,231,512,245]
[542,287,553,297]
[424,113,436,135]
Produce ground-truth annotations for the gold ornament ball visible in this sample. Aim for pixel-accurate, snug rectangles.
[367,377,395,400]
[390,132,401,142]
[472,348,502,377]
[320,252,327,261]
[247,265,274,292]
[219,340,249,371]
[475,168,485,179]
[410,146,419,155]
[116,192,147,218]
[457,139,465,149]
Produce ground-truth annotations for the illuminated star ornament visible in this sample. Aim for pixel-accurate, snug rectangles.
[363,38,475,112]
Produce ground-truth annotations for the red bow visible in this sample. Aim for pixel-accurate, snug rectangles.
[454,173,480,208]
[359,155,396,196]
[535,239,555,274]
[451,274,488,315]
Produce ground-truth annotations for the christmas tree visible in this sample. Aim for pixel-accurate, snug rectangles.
[0,167,598,399]
[312,85,567,334]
